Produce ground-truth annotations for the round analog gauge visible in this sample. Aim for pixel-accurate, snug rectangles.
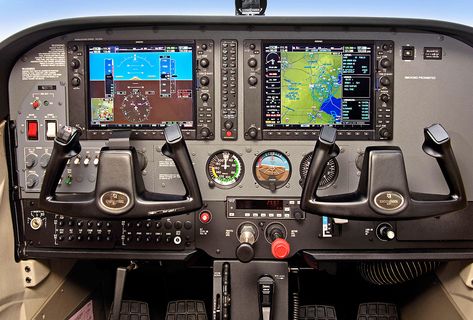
[120,91,151,123]
[254,150,291,190]
[207,150,245,189]
[299,152,339,189]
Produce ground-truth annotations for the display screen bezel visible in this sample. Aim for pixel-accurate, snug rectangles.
[85,41,197,131]
[261,40,376,131]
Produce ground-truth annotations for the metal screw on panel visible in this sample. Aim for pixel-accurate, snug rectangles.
[25,277,31,284]
[340,148,345,153]
[25,266,31,273]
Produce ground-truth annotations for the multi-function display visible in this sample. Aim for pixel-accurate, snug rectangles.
[88,44,195,129]
[263,42,374,129]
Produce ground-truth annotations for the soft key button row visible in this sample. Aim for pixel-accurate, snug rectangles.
[221,40,238,140]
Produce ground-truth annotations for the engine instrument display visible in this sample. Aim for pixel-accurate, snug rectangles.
[299,152,339,189]
[263,41,374,130]
[207,150,245,188]
[254,150,292,190]
[88,43,195,129]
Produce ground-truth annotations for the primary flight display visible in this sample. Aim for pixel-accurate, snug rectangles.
[88,44,195,129]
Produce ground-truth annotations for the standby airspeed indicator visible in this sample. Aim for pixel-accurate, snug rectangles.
[207,150,245,189]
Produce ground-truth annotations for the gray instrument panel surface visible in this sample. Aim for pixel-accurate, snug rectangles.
[8,27,472,201]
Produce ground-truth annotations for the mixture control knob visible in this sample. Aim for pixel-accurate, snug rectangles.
[380,93,390,103]
[236,243,255,263]
[247,126,258,139]
[200,58,210,68]
[200,127,211,138]
[25,153,38,169]
[248,76,258,86]
[200,76,210,86]
[26,174,39,189]
[248,58,258,68]
[70,59,80,69]
[271,238,291,260]
[224,120,233,130]
[378,127,391,139]
[380,58,392,69]
[379,76,391,87]
[377,223,396,241]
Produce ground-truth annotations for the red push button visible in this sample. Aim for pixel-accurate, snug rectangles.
[271,238,290,259]
[226,131,232,137]
[27,120,38,140]
[199,210,212,224]
[32,100,40,109]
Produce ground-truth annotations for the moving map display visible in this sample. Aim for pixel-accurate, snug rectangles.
[88,44,194,129]
[263,42,373,129]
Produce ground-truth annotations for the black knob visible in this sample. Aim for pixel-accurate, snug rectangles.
[201,93,209,102]
[70,59,80,69]
[249,43,256,50]
[380,94,390,103]
[248,58,258,68]
[380,58,392,69]
[379,76,391,87]
[247,126,258,139]
[236,243,255,263]
[174,221,183,229]
[200,127,211,138]
[293,211,304,220]
[71,77,81,87]
[200,76,210,86]
[377,223,396,241]
[201,44,208,51]
[224,120,233,130]
[248,76,258,86]
[164,220,173,229]
[200,58,210,68]
[378,127,391,139]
